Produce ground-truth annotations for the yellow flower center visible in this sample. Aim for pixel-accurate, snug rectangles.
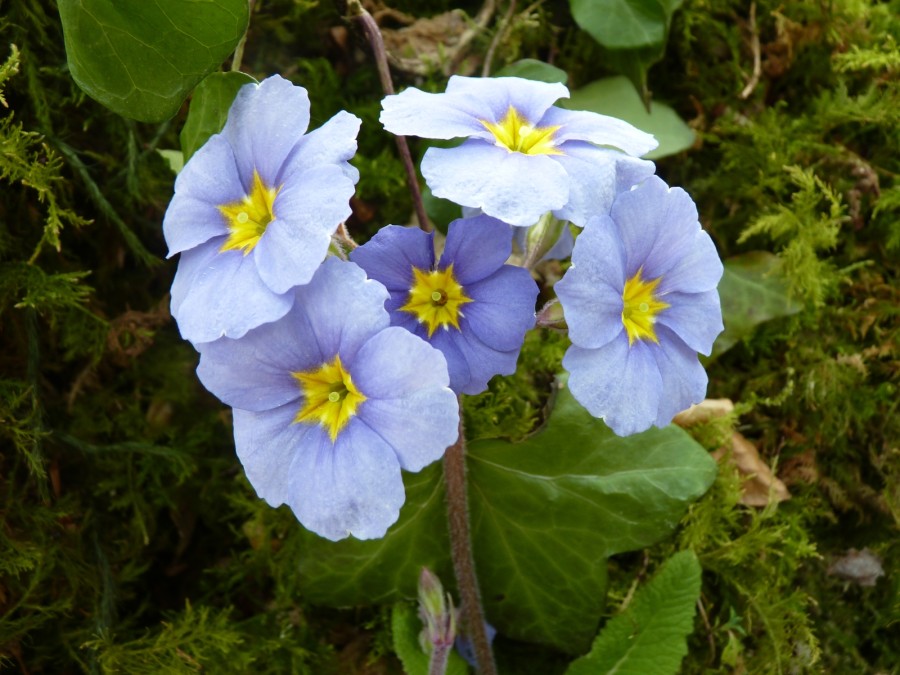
[480,105,562,156]
[400,264,473,338]
[621,268,670,345]
[218,170,280,255]
[292,355,366,442]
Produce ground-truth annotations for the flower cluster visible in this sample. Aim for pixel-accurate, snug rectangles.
[164,71,724,541]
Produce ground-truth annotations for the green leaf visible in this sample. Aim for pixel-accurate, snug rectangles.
[422,183,462,235]
[569,0,683,99]
[562,76,694,159]
[566,550,702,675]
[467,386,715,653]
[713,252,802,357]
[296,385,715,655]
[391,603,470,675]
[180,71,256,162]
[57,0,249,122]
[493,59,569,85]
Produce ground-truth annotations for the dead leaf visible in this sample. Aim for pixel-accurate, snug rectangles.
[713,432,791,507]
[673,398,735,427]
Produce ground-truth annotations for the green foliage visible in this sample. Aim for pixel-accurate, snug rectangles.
[57,0,249,122]
[739,166,846,306]
[566,550,701,675]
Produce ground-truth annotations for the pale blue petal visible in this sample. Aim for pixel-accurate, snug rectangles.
[196,306,323,411]
[423,141,569,227]
[381,86,492,140]
[656,290,723,356]
[651,326,709,426]
[253,165,354,293]
[444,75,569,128]
[615,155,657,193]
[281,110,361,183]
[540,106,658,156]
[296,258,391,363]
[163,134,241,256]
[563,334,663,436]
[352,326,451,398]
[170,242,294,344]
[451,328,520,395]
[439,215,513,285]
[222,75,311,187]
[233,403,309,507]
[555,215,627,349]
[359,390,459,472]
[550,142,619,226]
[350,225,434,291]
[463,267,537,351]
[428,329,471,393]
[287,421,405,541]
[655,230,724,295]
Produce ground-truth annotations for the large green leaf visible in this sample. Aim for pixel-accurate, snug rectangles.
[58,0,249,122]
[467,387,715,653]
[562,76,694,159]
[180,71,256,162]
[714,252,802,357]
[569,0,684,102]
[566,550,701,675]
[296,386,716,655]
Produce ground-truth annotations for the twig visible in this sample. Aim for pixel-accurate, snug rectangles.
[482,0,517,77]
[449,0,498,73]
[739,2,761,99]
[346,0,432,232]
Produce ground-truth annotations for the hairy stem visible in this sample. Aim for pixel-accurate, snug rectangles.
[443,411,497,675]
[428,643,452,675]
[346,0,432,232]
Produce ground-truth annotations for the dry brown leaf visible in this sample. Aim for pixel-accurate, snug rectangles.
[673,398,735,427]
[713,432,791,507]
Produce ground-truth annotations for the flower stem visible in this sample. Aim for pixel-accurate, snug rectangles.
[443,410,497,675]
[428,644,452,675]
[346,0,432,232]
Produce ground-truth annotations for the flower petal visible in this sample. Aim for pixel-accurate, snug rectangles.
[295,258,391,363]
[281,110,361,183]
[287,421,405,541]
[540,106,658,156]
[655,289,723,356]
[196,306,324,411]
[423,141,569,227]
[427,329,471,393]
[352,326,451,398]
[555,215,627,349]
[444,75,570,128]
[439,214,514,285]
[163,134,242,257]
[563,334,663,436]
[452,329,521,395]
[359,390,459,473]
[222,75,311,187]
[381,86,492,140]
[463,267,537,351]
[651,326,709,426]
[253,165,355,294]
[170,242,294,344]
[350,225,435,291]
[233,403,309,507]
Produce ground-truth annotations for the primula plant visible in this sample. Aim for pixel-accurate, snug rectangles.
[7,0,898,673]
[155,20,723,669]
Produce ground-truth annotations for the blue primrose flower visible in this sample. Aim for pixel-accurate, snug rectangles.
[195,258,459,541]
[350,215,539,395]
[555,176,724,436]
[380,75,658,228]
[164,75,361,344]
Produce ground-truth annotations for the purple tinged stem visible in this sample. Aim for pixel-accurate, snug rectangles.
[347,0,432,232]
[443,407,497,675]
